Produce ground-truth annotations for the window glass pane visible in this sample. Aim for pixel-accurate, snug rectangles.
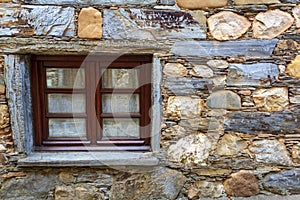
[49,118,86,138]
[46,68,85,88]
[48,94,86,114]
[102,69,138,89]
[102,94,139,113]
[102,118,139,138]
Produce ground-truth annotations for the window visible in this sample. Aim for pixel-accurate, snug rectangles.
[31,55,152,151]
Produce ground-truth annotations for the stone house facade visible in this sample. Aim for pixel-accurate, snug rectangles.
[0,0,300,199]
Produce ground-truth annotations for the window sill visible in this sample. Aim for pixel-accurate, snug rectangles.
[18,152,159,167]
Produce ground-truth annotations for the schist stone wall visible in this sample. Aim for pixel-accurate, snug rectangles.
[1,0,300,199]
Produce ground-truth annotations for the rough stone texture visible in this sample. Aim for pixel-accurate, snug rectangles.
[22,0,157,5]
[253,87,289,112]
[176,0,228,9]
[109,167,186,200]
[292,144,300,163]
[55,185,98,200]
[172,39,278,57]
[163,63,187,77]
[166,96,203,119]
[0,105,9,129]
[19,5,74,37]
[208,11,251,41]
[188,181,225,199]
[263,170,300,195]
[249,140,293,166]
[290,95,300,104]
[103,9,206,40]
[287,55,300,78]
[167,134,212,166]
[253,9,294,39]
[165,77,213,95]
[190,65,214,78]
[0,171,56,199]
[234,0,280,4]
[215,134,248,156]
[225,111,300,134]
[207,60,229,69]
[224,171,259,197]
[78,7,102,39]
[292,5,300,28]
[206,90,241,110]
[195,169,232,176]
[227,63,278,86]
[0,4,20,36]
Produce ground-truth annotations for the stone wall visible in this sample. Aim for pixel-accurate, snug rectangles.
[0,0,300,199]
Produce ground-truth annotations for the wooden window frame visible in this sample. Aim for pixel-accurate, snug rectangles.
[31,55,152,151]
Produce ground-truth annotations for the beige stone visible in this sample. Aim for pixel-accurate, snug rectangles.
[55,186,75,200]
[224,171,259,197]
[208,11,251,41]
[0,105,9,129]
[78,7,102,39]
[253,87,289,112]
[196,169,232,176]
[58,172,74,184]
[234,0,280,5]
[212,75,227,86]
[249,139,293,166]
[167,134,212,166]
[167,96,204,119]
[287,55,300,78]
[176,0,228,10]
[188,181,224,198]
[190,65,214,78]
[207,60,229,69]
[215,134,248,156]
[163,63,187,77]
[293,5,300,28]
[290,95,300,104]
[253,9,294,39]
[292,144,300,164]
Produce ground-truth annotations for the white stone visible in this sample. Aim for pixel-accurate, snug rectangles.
[290,95,300,104]
[208,11,251,41]
[292,5,300,28]
[207,60,229,69]
[190,65,214,78]
[253,9,294,39]
[249,140,293,166]
[213,75,227,86]
[253,87,289,112]
[167,96,203,119]
[215,134,248,156]
[167,134,212,166]
[163,63,187,77]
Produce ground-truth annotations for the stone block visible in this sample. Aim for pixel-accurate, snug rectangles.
[225,111,300,134]
[292,144,300,163]
[253,87,289,112]
[206,90,241,110]
[167,134,212,166]
[20,5,74,37]
[172,39,278,57]
[293,5,300,28]
[215,134,248,156]
[208,11,251,41]
[253,9,294,39]
[78,7,102,39]
[190,65,214,78]
[224,170,259,197]
[227,63,279,86]
[287,55,300,78]
[263,170,300,195]
[176,0,228,9]
[163,63,187,77]
[166,96,204,119]
[0,4,20,36]
[207,60,229,69]
[22,0,157,6]
[188,181,224,199]
[0,105,9,129]
[234,0,280,4]
[109,167,186,200]
[103,9,206,40]
[249,140,293,166]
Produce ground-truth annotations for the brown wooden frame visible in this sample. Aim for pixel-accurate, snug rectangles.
[31,55,152,151]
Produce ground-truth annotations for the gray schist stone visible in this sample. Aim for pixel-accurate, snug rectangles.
[20,5,74,37]
[172,39,278,57]
[0,4,20,36]
[225,111,300,134]
[165,77,212,95]
[263,170,300,195]
[227,63,279,86]
[103,9,206,40]
[22,0,157,5]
